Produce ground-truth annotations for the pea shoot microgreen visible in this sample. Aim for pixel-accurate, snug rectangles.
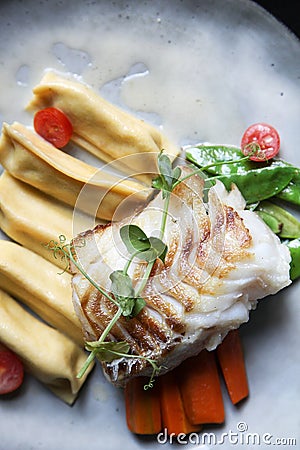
[47,148,258,389]
[152,151,182,199]
[120,224,167,265]
[46,235,161,386]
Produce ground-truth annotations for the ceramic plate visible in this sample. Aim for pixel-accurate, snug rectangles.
[0,1,299,449]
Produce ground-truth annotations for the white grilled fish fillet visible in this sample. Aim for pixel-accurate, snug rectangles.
[71,167,291,386]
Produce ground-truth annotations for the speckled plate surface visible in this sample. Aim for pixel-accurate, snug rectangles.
[0,1,299,449]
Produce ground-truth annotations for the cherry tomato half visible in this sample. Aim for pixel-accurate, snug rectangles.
[34,107,73,149]
[241,123,280,161]
[0,345,24,394]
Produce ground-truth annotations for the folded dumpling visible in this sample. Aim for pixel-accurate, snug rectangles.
[26,71,179,182]
[0,171,96,270]
[0,240,82,345]
[0,122,151,221]
[0,289,93,404]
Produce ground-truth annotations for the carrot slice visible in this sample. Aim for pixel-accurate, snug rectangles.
[124,376,162,435]
[216,330,249,404]
[178,350,225,425]
[159,369,201,435]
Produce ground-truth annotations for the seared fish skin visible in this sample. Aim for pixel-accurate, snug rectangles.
[71,168,291,386]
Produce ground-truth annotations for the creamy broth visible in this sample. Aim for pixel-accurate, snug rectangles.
[0,0,300,165]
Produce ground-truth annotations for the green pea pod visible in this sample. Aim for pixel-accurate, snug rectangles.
[186,145,295,175]
[286,239,300,281]
[256,210,282,234]
[186,145,297,204]
[213,168,294,204]
[186,145,253,174]
[256,201,300,239]
[276,170,300,206]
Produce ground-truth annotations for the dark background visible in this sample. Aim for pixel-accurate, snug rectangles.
[254,1,299,39]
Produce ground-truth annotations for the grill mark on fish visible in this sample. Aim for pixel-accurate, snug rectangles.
[117,316,159,353]
[141,288,183,330]
[77,196,252,370]
[84,292,117,339]
[163,233,179,270]
[138,309,173,344]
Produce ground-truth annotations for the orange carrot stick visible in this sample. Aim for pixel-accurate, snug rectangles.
[216,330,249,405]
[178,350,225,425]
[124,376,162,435]
[159,369,201,436]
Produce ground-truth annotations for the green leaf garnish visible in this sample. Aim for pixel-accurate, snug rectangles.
[109,270,146,318]
[149,236,168,264]
[152,151,182,198]
[85,341,131,363]
[131,297,146,317]
[110,270,135,299]
[120,224,167,264]
[134,236,168,263]
[120,224,151,254]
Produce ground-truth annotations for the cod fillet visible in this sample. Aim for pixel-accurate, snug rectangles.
[71,167,291,386]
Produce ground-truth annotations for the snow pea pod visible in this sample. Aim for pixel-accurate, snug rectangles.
[256,201,300,239]
[256,210,282,235]
[276,171,300,206]
[210,168,294,204]
[186,145,253,174]
[186,145,295,175]
[286,239,300,281]
[186,145,296,204]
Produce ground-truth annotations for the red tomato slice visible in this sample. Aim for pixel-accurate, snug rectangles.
[0,345,24,394]
[34,107,73,149]
[241,123,280,161]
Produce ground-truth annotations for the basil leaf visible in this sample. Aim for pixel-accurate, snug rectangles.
[120,224,151,254]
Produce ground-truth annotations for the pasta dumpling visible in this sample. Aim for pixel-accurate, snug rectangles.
[27,71,179,183]
[0,171,95,270]
[0,122,151,221]
[0,289,93,404]
[0,240,83,345]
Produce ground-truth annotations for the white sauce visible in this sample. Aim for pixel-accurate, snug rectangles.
[0,0,300,166]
